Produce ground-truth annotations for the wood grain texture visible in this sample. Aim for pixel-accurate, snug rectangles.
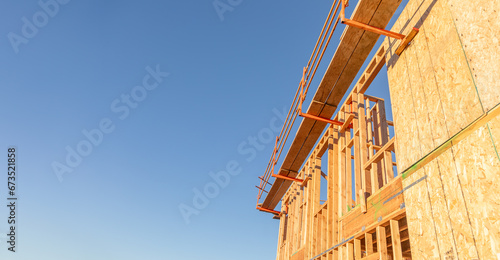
[387,0,484,171]
[386,16,422,172]
[399,0,436,159]
[377,225,389,260]
[446,0,500,112]
[328,127,339,260]
[420,0,483,136]
[409,0,451,149]
[488,114,500,162]
[386,1,498,256]
[450,116,500,259]
[402,168,440,259]
[434,149,479,259]
[422,160,459,259]
[290,247,304,260]
[390,219,403,260]
[341,177,403,237]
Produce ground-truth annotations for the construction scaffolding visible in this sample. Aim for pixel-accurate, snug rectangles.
[255,0,500,259]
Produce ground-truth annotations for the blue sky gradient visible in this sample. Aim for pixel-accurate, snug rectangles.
[0,1,403,259]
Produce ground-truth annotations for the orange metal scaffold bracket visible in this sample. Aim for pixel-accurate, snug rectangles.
[271,173,304,183]
[299,111,349,127]
[256,206,281,215]
[340,0,419,55]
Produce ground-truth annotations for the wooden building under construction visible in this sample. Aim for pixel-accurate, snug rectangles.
[255,0,500,259]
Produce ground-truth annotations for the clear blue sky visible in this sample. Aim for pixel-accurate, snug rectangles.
[0,1,402,259]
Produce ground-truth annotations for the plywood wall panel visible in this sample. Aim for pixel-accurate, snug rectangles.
[410,0,451,149]
[434,150,479,259]
[451,117,500,259]
[421,0,483,136]
[386,0,499,259]
[446,0,500,111]
[401,113,500,259]
[399,0,436,157]
[402,168,440,259]
[387,59,422,172]
[487,111,500,159]
[386,16,423,172]
[385,0,486,170]
[422,160,459,259]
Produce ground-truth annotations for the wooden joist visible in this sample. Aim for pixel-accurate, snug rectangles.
[340,113,355,133]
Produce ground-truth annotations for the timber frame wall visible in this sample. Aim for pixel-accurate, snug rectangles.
[277,47,410,260]
[272,0,500,259]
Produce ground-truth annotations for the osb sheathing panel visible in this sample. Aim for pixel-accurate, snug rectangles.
[450,117,500,259]
[422,160,459,259]
[402,168,440,259]
[386,0,485,171]
[405,0,450,150]
[402,2,479,258]
[488,114,500,158]
[420,0,484,136]
[389,0,500,257]
[434,150,479,259]
[487,116,500,258]
[446,0,500,111]
[386,15,422,172]
[399,0,436,156]
[401,113,500,259]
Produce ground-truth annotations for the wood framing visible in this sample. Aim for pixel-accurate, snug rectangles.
[262,0,403,210]
[260,0,500,259]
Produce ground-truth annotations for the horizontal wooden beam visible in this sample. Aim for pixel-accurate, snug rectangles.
[364,94,385,102]
[364,137,395,169]
[340,113,355,132]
